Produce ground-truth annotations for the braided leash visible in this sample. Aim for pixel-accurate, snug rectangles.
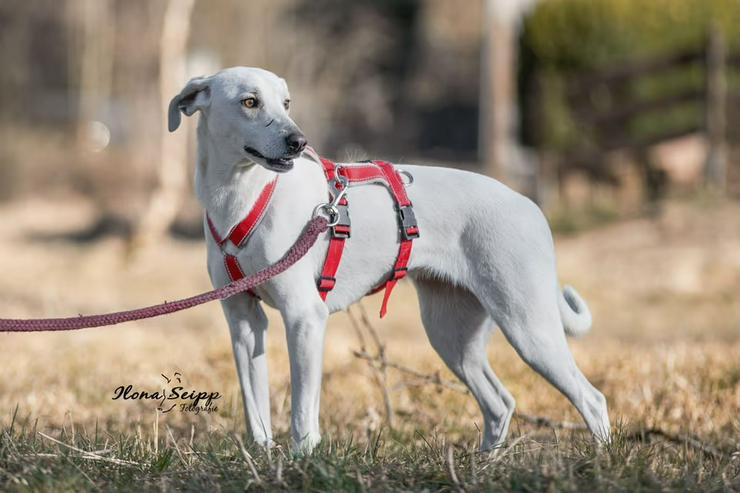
[0,216,329,332]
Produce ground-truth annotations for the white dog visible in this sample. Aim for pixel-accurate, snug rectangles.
[168,66,610,453]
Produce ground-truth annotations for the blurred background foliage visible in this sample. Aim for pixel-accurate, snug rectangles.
[520,0,740,154]
[0,0,737,231]
[524,0,740,66]
[0,0,482,218]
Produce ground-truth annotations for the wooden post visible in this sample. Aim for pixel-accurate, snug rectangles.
[529,71,560,209]
[705,23,728,192]
[479,0,516,181]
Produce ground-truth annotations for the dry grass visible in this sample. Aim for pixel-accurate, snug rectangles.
[0,195,738,491]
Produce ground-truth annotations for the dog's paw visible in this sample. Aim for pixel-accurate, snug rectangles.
[291,432,322,455]
[253,435,275,449]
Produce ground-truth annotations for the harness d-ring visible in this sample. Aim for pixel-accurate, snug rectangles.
[313,203,341,227]
[398,169,414,186]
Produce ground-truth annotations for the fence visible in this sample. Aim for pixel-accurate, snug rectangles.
[530,26,739,206]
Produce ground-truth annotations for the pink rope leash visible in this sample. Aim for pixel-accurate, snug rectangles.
[0,217,329,333]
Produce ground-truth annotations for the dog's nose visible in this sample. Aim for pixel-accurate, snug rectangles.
[286,133,307,154]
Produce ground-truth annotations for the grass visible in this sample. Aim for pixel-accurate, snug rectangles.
[0,197,739,491]
[2,410,737,492]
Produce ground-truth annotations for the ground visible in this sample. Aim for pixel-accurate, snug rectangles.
[0,195,738,491]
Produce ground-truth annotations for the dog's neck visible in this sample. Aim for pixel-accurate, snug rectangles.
[194,119,277,235]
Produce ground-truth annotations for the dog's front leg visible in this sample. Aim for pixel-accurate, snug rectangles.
[282,297,329,454]
[221,296,273,447]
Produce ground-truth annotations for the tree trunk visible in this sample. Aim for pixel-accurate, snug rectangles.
[133,0,196,250]
[76,0,114,146]
[478,0,516,179]
[705,23,728,192]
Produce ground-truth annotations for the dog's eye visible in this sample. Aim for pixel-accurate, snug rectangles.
[283,99,290,110]
[241,97,258,109]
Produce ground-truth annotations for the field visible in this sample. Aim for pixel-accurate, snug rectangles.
[0,195,738,491]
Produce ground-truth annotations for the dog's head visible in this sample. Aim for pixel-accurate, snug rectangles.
[168,67,306,173]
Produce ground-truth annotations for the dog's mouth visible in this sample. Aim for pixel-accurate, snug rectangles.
[244,146,295,172]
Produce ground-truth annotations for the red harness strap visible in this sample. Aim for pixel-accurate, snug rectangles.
[207,178,278,249]
[316,158,351,299]
[316,158,419,317]
[207,177,279,297]
[372,160,419,317]
[205,152,420,317]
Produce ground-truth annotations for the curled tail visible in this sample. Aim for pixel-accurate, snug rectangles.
[558,285,593,337]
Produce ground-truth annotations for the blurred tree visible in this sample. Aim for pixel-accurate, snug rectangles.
[0,0,493,224]
[133,0,196,251]
[75,0,114,149]
[480,0,539,187]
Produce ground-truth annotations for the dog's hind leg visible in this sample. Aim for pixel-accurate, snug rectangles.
[476,271,611,442]
[221,296,273,447]
[414,278,516,451]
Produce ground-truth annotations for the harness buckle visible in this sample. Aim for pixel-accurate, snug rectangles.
[331,203,351,239]
[390,266,408,281]
[397,205,420,240]
[317,275,336,292]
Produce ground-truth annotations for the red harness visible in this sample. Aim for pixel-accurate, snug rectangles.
[206,149,420,318]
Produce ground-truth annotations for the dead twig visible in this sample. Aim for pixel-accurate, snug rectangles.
[446,445,467,493]
[37,432,140,466]
[352,349,469,394]
[347,304,395,429]
[166,426,189,467]
[514,413,587,431]
[356,302,383,351]
[626,428,727,459]
[232,434,262,485]
[486,433,534,467]
[346,305,368,352]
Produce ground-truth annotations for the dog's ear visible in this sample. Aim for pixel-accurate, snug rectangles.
[168,76,211,132]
